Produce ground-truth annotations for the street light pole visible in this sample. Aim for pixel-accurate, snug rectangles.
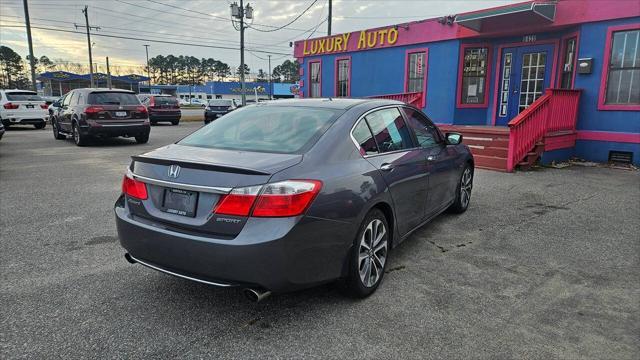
[82,6,94,88]
[231,1,252,106]
[268,54,272,100]
[23,0,37,92]
[143,44,151,86]
[328,0,332,36]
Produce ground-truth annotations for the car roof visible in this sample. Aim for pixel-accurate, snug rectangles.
[74,88,136,94]
[260,98,404,110]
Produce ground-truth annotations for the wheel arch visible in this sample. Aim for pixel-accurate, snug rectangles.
[367,201,396,249]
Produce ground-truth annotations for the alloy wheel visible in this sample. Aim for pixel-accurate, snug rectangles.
[460,168,473,208]
[358,219,388,288]
[73,125,79,144]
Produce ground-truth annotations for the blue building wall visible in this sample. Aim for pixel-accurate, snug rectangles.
[299,17,640,165]
[572,17,640,164]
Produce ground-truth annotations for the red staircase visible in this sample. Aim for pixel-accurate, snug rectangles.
[439,89,581,172]
[368,92,423,108]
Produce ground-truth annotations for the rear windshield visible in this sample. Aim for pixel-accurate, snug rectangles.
[6,92,42,101]
[154,96,178,105]
[88,92,139,105]
[208,100,232,106]
[179,106,340,154]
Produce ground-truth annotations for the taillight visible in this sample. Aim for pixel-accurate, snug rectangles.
[40,104,48,109]
[85,106,104,114]
[213,185,262,216]
[136,105,148,115]
[3,102,19,109]
[253,180,322,217]
[213,180,322,218]
[149,97,155,108]
[121,175,148,200]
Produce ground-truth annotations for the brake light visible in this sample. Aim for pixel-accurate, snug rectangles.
[121,175,148,200]
[213,180,322,218]
[136,105,147,115]
[149,97,155,108]
[3,102,19,109]
[85,106,104,114]
[213,185,262,216]
[40,104,48,109]
[253,180,322,217]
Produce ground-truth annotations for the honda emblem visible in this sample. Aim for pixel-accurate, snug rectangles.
[168,165,181,178]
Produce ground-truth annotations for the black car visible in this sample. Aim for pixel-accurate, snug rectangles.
[51,89,150,146]
[138,94,181,125]
[116,99,474,301]
[0,121,5,140]
[204,99,239,124]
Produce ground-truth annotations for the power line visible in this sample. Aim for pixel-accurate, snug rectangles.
[0,24,292,55]
[248,0,318,33]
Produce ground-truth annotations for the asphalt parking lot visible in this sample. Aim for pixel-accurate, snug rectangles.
[1,123,638,359]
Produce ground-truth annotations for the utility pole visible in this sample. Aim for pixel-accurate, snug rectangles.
[328,0,332,36]
[78,6,98,88]
[143,44,151,86]
[268,54,272,100]
[231,1,252,106]
[23,0,37,92]
[106,57,112,89]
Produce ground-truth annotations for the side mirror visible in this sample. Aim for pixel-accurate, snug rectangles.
[445,132,462,145]
[52,101,60,107]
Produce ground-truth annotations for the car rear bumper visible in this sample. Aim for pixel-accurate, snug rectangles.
[81,123,150,137]
[1,115,47,124]
[149,112,181,121]
[115,202,353,292]
[204,111,229,120]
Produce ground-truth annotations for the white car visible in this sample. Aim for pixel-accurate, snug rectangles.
[0,89,48,129]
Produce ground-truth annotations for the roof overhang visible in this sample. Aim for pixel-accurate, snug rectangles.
[455,1,556,32]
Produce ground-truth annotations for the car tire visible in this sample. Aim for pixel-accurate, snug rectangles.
[34,122,46,130]
[135,133,149,144]
[344,208,390,298]
[171,119,179,126]
[72,122,88,146]
[52,120,65,140]
[448,164,473,214]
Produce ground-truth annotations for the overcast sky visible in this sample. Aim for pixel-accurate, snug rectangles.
[0,0,521,74]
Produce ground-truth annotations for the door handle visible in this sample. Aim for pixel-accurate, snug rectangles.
[380,163,394,171]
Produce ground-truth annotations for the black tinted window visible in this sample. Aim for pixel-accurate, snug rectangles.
[154,96,177,105]
[352,119,378,155]
[6,92,42,101]
[402,108,441,147]
[364,107,414,153]
[88,92,139,105]
[179,106,339,154]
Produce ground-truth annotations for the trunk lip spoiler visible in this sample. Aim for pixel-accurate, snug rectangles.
[127,169,232,195]
[131,155,271,176]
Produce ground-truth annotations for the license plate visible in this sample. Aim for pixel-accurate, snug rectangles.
[26,104,34,109]
[162,188,198,217]
[115,111,127,117]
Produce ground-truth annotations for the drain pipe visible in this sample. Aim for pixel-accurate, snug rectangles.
[243,288,272,302]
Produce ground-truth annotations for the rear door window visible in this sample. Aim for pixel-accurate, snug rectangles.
[364,107,414,153]
[88,92,139,105]
[179,106,340,154]
[352,119,378,155]
[6,92,42,101]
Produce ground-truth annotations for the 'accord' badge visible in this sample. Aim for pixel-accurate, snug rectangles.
[168,165,181,178]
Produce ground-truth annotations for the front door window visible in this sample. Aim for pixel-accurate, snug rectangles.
[519,52,547,113]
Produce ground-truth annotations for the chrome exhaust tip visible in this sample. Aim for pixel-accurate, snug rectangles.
[124,253,137,264]
[243,288,272,302]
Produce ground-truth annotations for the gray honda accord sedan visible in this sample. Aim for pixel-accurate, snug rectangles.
[115,98,474,300]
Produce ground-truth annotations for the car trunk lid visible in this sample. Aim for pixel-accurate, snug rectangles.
[125,144,302,237]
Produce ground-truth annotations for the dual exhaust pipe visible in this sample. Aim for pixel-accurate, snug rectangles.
[124,253,271,302]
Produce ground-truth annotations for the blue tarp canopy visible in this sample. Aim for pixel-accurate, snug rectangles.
[37,71,149,83]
